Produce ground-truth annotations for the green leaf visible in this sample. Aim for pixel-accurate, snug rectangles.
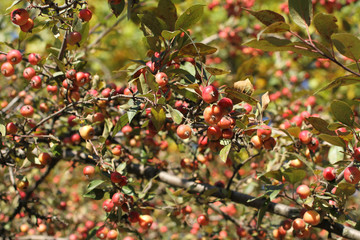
[328,146,345,164]
[219,144,231,162]
[48,54,66,72]
[306,117,336,135]
[318,134,346,148]
[0,124,5,136]
[102,118,113,140]
[109,0,125,17]
[263,171,283,182]
[79,21,90,45]
[161,30,181,40]
[336,182,356,196]
[331,100,354,126]
[140,13,165,36]
[122,185,136,196]
[205,66,231,76]
[175,5,204,30]
[112,114,129,137]
[313,13,338,42]
[315,75,360,94]
[245,9,285,26]
[50,144,62,158]
[225,87,258,105]
[172,86,199,102]
[157,0,177,31]
[332,33,360,61]
[83,189,104,200]
[167,104,184,124]
[257,22,290,40]
[116,162,127,175]
[6,0,23,11]
[288,0,313,28]
[179,43,217,57]
[282,168,307,184]
[86,180,105,193]
[151,106,166,131]
[244,37,323,58]
[257,200,269,229]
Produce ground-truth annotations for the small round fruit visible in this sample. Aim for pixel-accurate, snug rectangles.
[83,166,95,177]
[128,211,140,223]
[197,214,209,226]
[112,192,125,206]
[107,230,118,240]
[177,124,192,139]
[67,32,82,45]
[203,105,223,125]
[292,218,306,230]
[290,159,304,168]
[7,50,22,65]
[110,172,122,183]
[11,9,29,26]
[79,9,93,21]
[66,69,77,80]
[323,167,336,181]
[202,85,219,104]
[79,125,95,140]
[28,53,41,65]
[1,62,15,76]
[102,199,114,212]
[47,85,58,94]
[353,147,360,161]
[139,215,153,229]
[30,75,42,89]
[251,135,262,149]
[23,67,36,80]
[218,97,233,114]
[207,126,222,141]
[6,122,17,134]
[299,130,311,144]
[155,72,169,87]
[20,105,34,118]
[96,226,109,240]
[20,18,34,32]
[303,210,321,226]
[75,71,87,86]
[344,166,360,184]
[112,145,122,156]
[38,152,51,166]
[296,184,310,199]
[263,137,276,150]
[257,125,272,141]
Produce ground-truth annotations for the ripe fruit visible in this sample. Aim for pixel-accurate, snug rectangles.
[296,184,311,199]
[263,137,276,150]
[66,69,77,79]
[323,167,336,181]
[112,145,122,156]
[23,67,36,80]
[203,105,223,125]
[6,122,17,134]
[102,199,114,212]
[79,9,93,21]
[30,75,42,89]
[257,125,272,141]
[107,230,118,240]
[303,210,321,226]
[47,85,58,94]
[344,166,360,184]
[28,53,41,65]
[202,85,219,104]
[217,116,234,129]
[7,50,22,65]
[307,137,319,152]
[290,159,304,168]
[112,192,125,206]
[139,215,153,229]
[207,126,222,140]
[251,135,262,149]
[96,226,109,240]
[177,124,192,139]
[222,129,234,139]
[1,62,15,76]
[11,9,29,26]
[128,211,140,223]
[197,214,209,226]
[75,71,87,86]
[20,105,34,118]
[67,32,82,45]
[292,218,306,230]
[110,172,122,183]
[79,125,95,140]
[155,72,169,87]
[20,18,34,32]
[299,130,311,144]
[83,166,95,177]
[353,147,360,161]
[218,97,233,114]
[38,152,51,166]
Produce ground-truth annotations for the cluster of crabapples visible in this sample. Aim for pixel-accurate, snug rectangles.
[10,8,34,32]
[176,84,238,153]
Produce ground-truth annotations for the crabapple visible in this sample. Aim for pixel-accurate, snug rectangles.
[7,50,22,65]
[11,9,29,26]
[28,53,41,65]
[197,214,209,226]
[218,97,233,114]
[299,130,311,144]
[67,32,82,45]
[344,167,360,184]
[102,199,114,212]
[203,105,223,125]
[20,105,34,118]
[79,9,92,21]
[139,215,153,229]
[323,167,336,181]
[20,18,34,32]
[257,125,271,141]
[155,72,169,87]
[6,122,17,134]
[83,166,95,177]
[1,62,15,77]
[296,185,311,199]
[303,210,321,226]
[176,124,192,139]
[207,126,222,140]
[202,85,219,103]
[79,125,95,140]
[23,67,36,80]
